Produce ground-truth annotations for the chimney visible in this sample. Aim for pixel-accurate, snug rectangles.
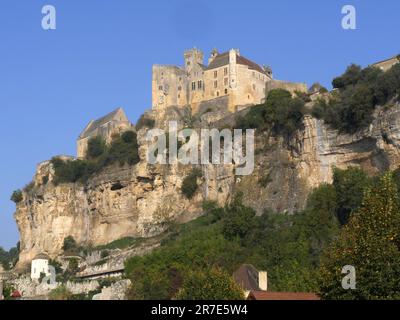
[208,48,218,65]
[258,271,268,291]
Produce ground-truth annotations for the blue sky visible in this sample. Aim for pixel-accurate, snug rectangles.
[0,0,399,249]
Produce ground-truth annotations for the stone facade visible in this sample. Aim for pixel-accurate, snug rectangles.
[152,48,273,113]
[371,55,399,72]
[77,108,133,159]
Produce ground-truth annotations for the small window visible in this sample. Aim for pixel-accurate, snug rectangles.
[178,94,180,98]
[214,80,218,88]
[253,84,256,91]
[178,86,182,91]
[192,82,196,91]
[248,95,250,99]
[198,81,202,89]
[217,91,220,97]
[158,85,163,91]
[224,78,228,86]
[179,77,182,81]
[224,67,228,76]
[214,71,218,78]
[224,88,228,94]
[187,61,191,66]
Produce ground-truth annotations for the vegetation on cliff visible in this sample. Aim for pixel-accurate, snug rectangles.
[312,62,400,133]
[51,131,140,184]
[0,244,19,270]
[181,168,203,199]
[236,89,305,140]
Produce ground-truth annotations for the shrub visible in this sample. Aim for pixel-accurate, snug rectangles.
[51,131,140,185]
[181,168,203,199]
[136,114,155,130]
[62,236,78,253]
[87,136,107,159]
[48,286,73,300]
[314,63,400,133]
[236,89,305,140]
[175,268,244,300]
[10,190,23,204]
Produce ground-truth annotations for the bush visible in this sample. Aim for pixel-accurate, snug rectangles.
[175,268,244,300]
[62,236,78,253]
[313,62,400,133]
[10,190,23,204]
[236,89,305,140]
[48,286,73,300]
[51,131,140,185]
[87,136,107,159]
[136,114,155,130]
[181,168,203,199]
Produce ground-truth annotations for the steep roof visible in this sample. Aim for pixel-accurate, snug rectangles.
[248,291,320,301]
[233,264,260,291]
[79,108,128,139]
[206,51,266,74]
[33,253,50,260]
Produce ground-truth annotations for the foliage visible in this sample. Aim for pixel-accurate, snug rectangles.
[51,131,140,185]
[312,63,400,133]
[332,167,371,225]
[10,190,23,204]
[62,236,79,254]
[236,89,305,140]
[136,114,155,130]
[176,267,244,300]
[222,193,256,241]
[48,285,73,300]
[181,168,203,199]
[87,136,107,159]
[0,245,19,270]
[318,173,400,299]
[125,184,343,299]
[93,237,142,251]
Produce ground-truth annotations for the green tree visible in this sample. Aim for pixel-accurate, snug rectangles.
[332,167,371,225]
[181,168,203,199]
[318,172,400,299]
[87,136,106,159]
[222,193,256,241]
[10,190,23,204]
[175,268,244,300]
[62,236,78,254]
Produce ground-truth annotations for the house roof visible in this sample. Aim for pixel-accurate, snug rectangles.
[207,52,266,74]
[33,253,50,260]
[248,291,320,301]
[79,107,128,139]
[233,264,260,291]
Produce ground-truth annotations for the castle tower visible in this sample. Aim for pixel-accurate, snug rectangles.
[184,48,204,73]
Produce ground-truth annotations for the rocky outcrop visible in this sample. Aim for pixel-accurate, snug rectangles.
[14,103,400,269]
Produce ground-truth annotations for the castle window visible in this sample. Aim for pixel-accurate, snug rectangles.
[217,91,220,97]
[214,71,218,78]
[214,81,218,88]
[224,78,228,86]
[224,88,228,94]
[224,67,228,76]
[197,81,202,89]
[178,86,182,91]
[159,85,163,91]
[192,82,196,91]
[178,94,180,98]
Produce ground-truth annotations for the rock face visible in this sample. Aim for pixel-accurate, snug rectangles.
[14,104,400,269]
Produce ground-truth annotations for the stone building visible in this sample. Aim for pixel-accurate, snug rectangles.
[77,107,133,159]
[31,253,51,280]
[152,48,274,113]
[371,55,399,72]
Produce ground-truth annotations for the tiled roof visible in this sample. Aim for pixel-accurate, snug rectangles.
[248,291,320,301]
[79,108,127,139]
[206,52,266,74]
[233,264,260,291]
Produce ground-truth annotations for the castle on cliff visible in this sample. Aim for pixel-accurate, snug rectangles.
[152,48,274,113]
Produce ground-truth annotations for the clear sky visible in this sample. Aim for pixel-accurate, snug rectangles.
[0,0,399,249]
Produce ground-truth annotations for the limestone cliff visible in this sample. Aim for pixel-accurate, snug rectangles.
[14,103,400,269]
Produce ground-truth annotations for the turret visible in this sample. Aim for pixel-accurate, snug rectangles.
[184,48,204,72]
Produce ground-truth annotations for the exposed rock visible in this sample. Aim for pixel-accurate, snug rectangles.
[14,103,400,269]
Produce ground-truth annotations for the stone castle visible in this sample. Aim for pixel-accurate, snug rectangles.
[152,48,274,113]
